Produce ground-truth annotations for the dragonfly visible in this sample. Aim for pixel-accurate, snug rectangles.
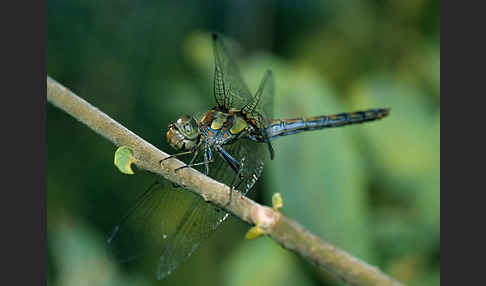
[107,33,389,279]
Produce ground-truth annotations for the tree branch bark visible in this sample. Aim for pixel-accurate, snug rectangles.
[47,75,403,286]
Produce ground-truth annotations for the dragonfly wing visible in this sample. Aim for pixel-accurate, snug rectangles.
[108,138,265,279]
[215,138,265,196]
[212,33,253,111]
[240,70,275,159]
[242,70,275,124]
[157,198,228,279]
[107,182,227,278]
[155,135,266,279]
[260,70,275,124]
[154,134,267,279]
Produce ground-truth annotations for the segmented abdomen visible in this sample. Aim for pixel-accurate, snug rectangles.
[266,108,389,140]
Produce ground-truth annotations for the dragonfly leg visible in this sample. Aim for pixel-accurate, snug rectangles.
[173,145,214,175]
[214,145,245,206]
[170,150,201,188]
[188,148,200,165]
[204,146,212,175]
[263,132,274,160]
[160,141,204,165]
[225,168,245,206]
[215,145,241,174]
[164,142,205,173]
[174,158,215,172]
[159,150,193,165]
[258,113,274,160]
[174,146,212,172]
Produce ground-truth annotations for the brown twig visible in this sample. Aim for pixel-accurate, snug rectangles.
[47,75,403,286]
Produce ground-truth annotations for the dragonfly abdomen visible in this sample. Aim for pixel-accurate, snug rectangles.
[266,108,389,140]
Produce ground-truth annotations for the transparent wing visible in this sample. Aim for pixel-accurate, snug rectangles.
[241,70,275,159]
[162,137,265,278]
[108,141,266,279]
[221,138,266,195]
[212,33,254,111]
[156,196,228,279]
[150,134,266,278]
[107,182,227,279]
[242,70,275,125]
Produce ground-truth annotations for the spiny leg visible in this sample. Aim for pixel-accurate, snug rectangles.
[215,145,240,174]
[225,167,245,206]
[162,149,200,188]
[161,141,203,169]
[263,130,274,160]
[214,145,245,206]
[173,148,200,173]
[204,145,212,175]
[175,146,213,173]
[174,158,215,172]
[159,150,193,165]
[187,148,200,165]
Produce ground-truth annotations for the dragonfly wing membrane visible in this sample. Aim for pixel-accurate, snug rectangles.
[157,198,228,279]
[242,70,275,123]
[212,33,253,111]
[107,182,227,278]
[219,138,265,195]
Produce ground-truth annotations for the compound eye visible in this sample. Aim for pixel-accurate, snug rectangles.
[184,124,191,133]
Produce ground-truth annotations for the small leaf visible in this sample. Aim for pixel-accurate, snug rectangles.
[245,226,265,240]
[114,146,136,175]
[272,193,284,211]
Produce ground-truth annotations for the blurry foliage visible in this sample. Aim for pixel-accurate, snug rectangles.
[47,0,439,285]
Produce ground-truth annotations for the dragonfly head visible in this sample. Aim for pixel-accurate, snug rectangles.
[166,115,200,151]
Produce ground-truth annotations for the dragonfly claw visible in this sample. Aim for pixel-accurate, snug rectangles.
[159,157,169,164]
[175,165,188,172]
[224,186,237,207]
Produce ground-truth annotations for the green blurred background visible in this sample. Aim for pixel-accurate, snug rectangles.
[47,0,440,285]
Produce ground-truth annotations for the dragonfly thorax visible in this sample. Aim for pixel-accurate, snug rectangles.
[166,115,201,151]
[199,109,262,144]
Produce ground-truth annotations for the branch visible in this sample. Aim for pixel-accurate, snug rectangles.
[47,75,403,286]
